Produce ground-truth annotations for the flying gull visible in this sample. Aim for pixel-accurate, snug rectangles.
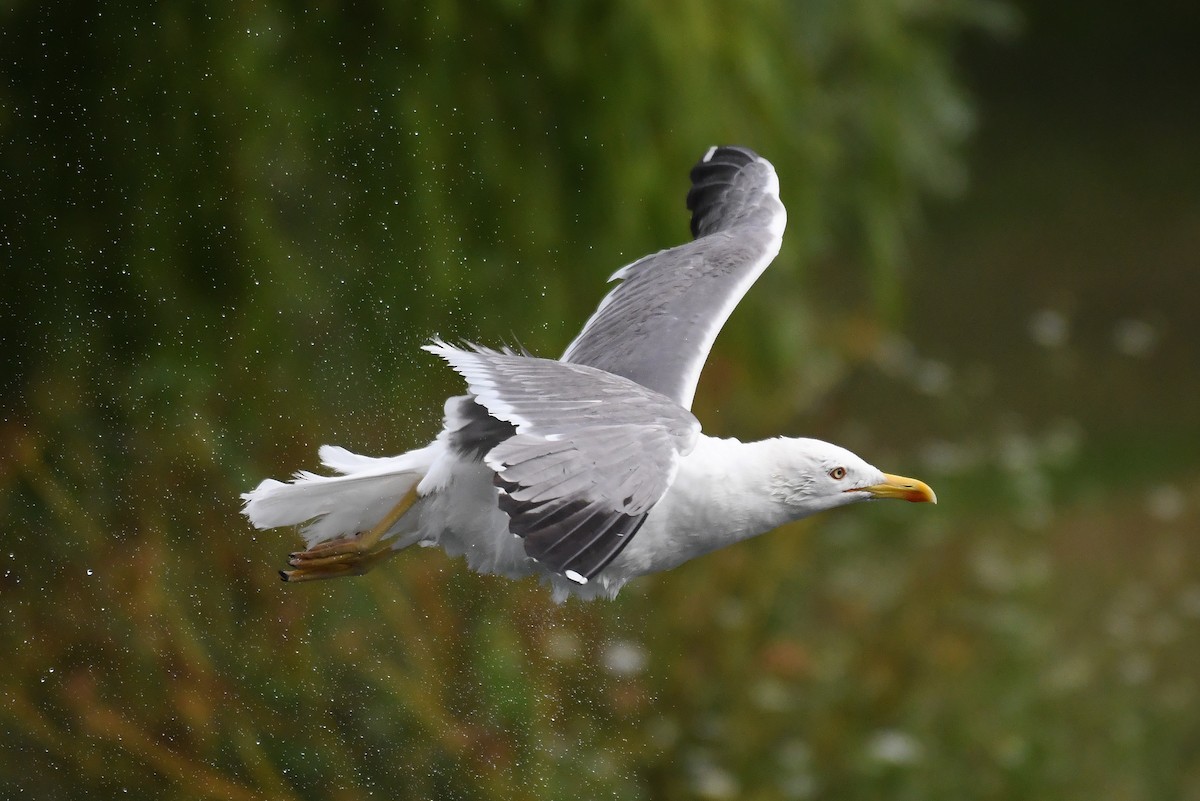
[242,146,936,601]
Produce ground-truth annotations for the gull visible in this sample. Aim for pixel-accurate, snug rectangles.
[242,146,936,601]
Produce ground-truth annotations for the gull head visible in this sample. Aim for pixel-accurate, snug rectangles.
[769,437,937,518]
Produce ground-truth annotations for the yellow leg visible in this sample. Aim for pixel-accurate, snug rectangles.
[280,484,420,583]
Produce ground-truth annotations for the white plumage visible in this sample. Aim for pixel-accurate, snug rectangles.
[242,146,936,601]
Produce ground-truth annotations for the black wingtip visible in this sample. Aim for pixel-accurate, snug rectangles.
[279,570,291,582]
[696,145,760,170]
[686,146,763,239]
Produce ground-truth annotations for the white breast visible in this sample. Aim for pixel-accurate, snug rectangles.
[604,435,794,579]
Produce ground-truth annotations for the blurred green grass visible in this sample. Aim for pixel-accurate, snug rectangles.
[4,1,1200,799]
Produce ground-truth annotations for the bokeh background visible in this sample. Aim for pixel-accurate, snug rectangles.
[4,1,1199,799]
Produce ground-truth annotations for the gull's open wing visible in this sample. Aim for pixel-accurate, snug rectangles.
[426,343,700,582]
[562,146,786,409]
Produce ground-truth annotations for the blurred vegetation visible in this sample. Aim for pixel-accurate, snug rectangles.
[3,1,1200,799]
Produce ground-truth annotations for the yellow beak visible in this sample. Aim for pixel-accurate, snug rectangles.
[857,473,937,504]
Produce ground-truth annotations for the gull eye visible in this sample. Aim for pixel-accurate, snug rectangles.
[829,467,847,480]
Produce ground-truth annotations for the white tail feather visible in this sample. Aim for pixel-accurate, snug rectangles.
[318,444,406,475]
[242,444,438,548]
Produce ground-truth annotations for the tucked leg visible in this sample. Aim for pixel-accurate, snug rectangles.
[280,484,419,582]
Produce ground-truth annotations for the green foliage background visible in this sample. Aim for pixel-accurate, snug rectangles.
[3,1,1200,799]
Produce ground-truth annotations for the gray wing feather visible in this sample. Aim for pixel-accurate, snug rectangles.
[562,145,786,409]
[426,343,700,582]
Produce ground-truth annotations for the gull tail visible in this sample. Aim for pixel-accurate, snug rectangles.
[241,444,436,549]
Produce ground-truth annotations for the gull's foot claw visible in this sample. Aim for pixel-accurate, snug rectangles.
[277,485,419,585]
[283,539,373,581]
[282,547,393,582]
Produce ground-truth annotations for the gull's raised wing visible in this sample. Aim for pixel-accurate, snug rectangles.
[561,146,787,409]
